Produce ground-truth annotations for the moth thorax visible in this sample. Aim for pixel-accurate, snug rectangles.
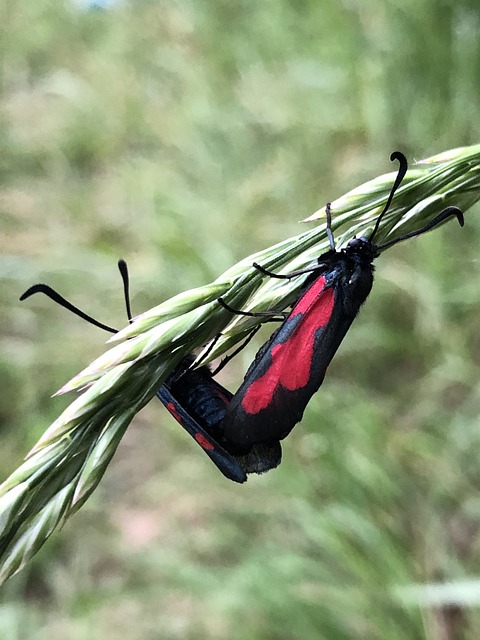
[344,237,377,260]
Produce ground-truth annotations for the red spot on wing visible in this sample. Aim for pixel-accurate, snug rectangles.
[166,401,183,424]
[167,402,216,451]
[195,433,215,450]
[242,276,334,414]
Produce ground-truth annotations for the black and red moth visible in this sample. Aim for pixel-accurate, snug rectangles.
[219,151,464,449]
[20,152,463,482]
[20,262,280,484]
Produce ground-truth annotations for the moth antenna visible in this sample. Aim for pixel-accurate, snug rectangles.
[117,259,133,322]
[19,259,134,333]
[369,151,408,242]
[376,206,464,251]
[20,284,118,333]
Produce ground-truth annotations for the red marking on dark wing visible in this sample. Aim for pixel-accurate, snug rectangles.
[166,401,183,424]
[195,433,215,450]
[241,276,334,414]
[167,401,216,450]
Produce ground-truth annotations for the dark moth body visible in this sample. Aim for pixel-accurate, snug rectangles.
[223,238,378,447]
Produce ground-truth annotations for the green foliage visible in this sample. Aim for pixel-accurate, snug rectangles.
[2,0,480,638]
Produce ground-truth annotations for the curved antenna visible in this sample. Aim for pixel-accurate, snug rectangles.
[20,284,118,333]
[376,206,464,252]
[19,259,134,333]
[369,151,408,243]
[117,259,132,322]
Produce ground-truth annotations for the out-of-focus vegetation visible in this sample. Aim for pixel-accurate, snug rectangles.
[1,1,480,638]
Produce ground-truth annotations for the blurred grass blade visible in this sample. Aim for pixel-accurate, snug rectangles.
[397,579,480,607]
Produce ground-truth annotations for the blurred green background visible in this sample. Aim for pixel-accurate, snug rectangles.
[2,1,480,638]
